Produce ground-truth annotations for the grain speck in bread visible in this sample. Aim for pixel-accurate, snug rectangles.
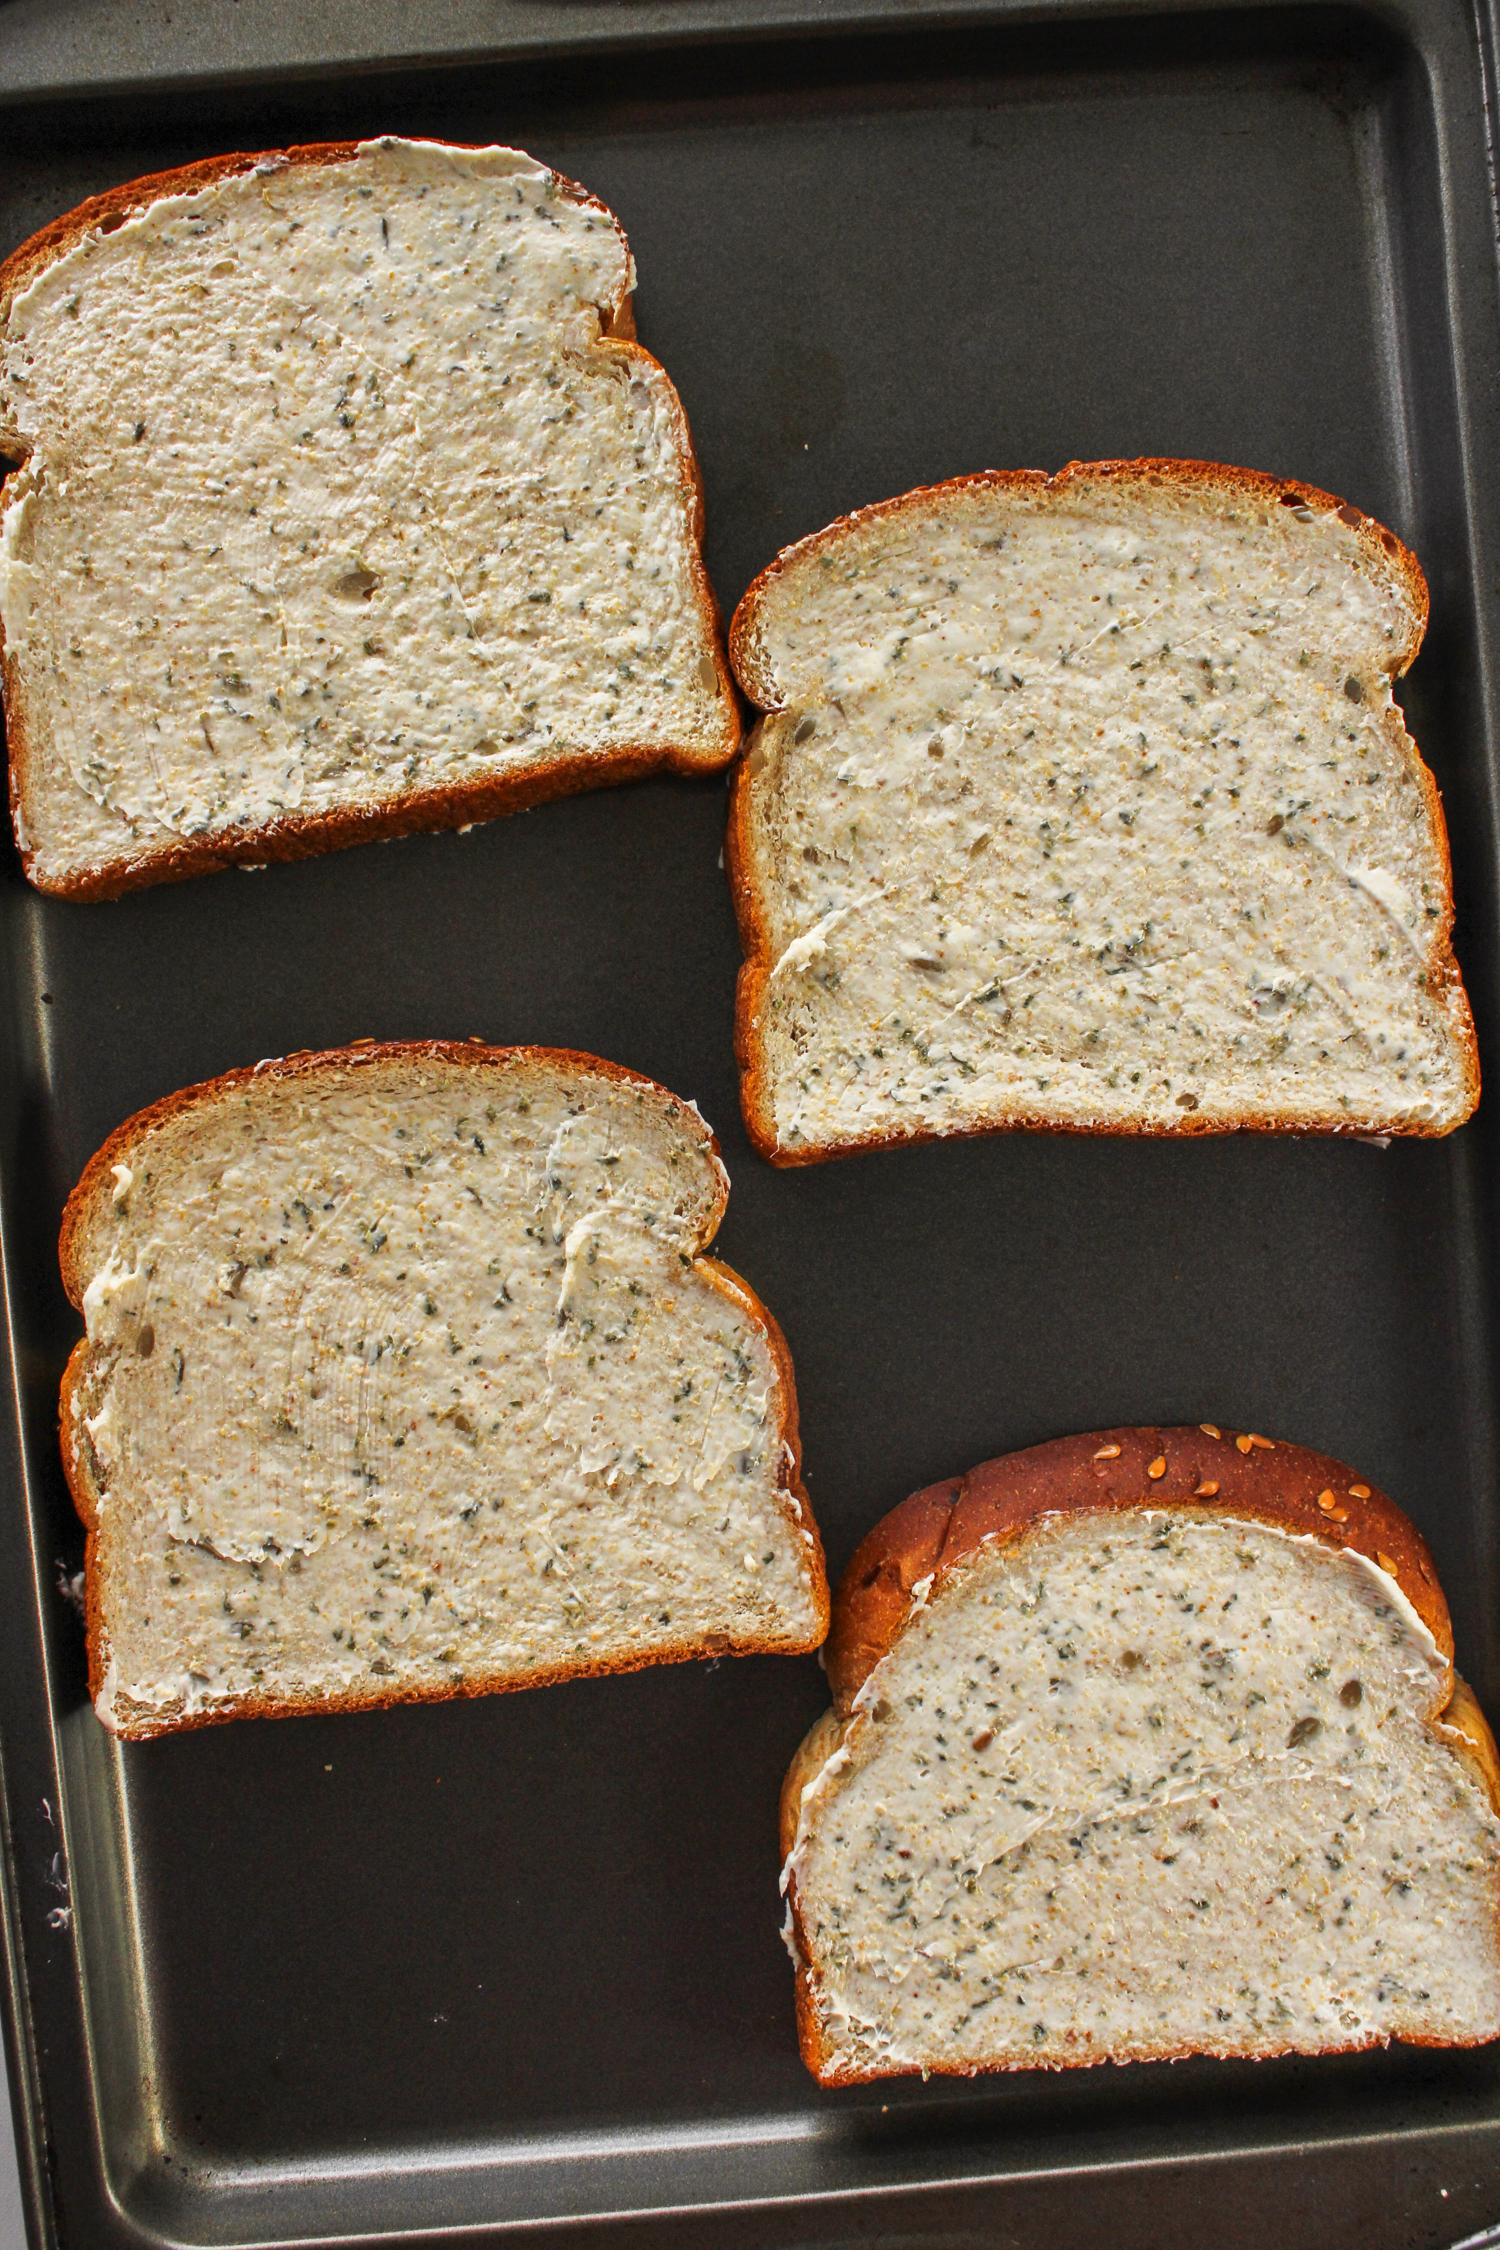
[781,1427,1500,2081]
[60,1043,827,1737]
[0,138,738,898]
[727,463,1478,1159]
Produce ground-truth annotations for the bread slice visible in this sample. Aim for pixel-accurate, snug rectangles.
[727,462,1478,1160]
[59,1042,826,1738]
[781,1426,1500,2082]
[0,138,738,898]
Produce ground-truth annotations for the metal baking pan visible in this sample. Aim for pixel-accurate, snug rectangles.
[6,1,1500,2242]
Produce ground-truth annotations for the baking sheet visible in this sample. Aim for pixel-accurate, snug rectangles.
[5,3,1500,2242]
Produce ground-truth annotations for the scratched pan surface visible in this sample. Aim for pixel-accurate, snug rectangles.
[4,2,1500,2244]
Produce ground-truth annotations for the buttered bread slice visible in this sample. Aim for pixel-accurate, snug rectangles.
[0,139,737,897]
[60,1044,826,1737]
[728,463,1478,1159]
[781,1428,1500,2082]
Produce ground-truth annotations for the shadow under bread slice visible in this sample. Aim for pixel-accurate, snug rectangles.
[781,1425,1500,2081]
[727,461,1477,1161]
[60,1042,826,1738]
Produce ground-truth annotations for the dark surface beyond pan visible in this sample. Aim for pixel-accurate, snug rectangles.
[4,3,1500,2244]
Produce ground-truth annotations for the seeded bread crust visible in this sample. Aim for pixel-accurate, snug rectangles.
[725,460,1477,1162]
[59,1040,826,1735]
[822,1424,1456,1709]
[780,1426,1500,2084]
[0,144,739,900]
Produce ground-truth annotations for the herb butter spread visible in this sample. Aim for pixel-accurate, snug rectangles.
[0,139,734,894]
[63,1047,824,1737]
[730,468,1475,1151]
[785,1509,1500,2075]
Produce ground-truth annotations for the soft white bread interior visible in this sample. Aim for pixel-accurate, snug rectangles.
[0,138,737,898]
[781,1427,1500,2082]
[60,1043,826,1737]
[727,463,1477,1160]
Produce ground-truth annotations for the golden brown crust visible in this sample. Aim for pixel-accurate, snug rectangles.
[822,1478,960,1721]
[0,141,739,901]
[778,1706,843,1864]
[86,1613,821,1742]
[1435,1675,1500,1814]
[58,1039,826,1737]
[59,1039,721,1305]
[779,1704,852,2082]
[730,1034,1483,1166]
[0,149,336,329]
[17,736,737,904]
[58,1337,115,1752]
[724,462,1477,1162]
[794,2001,1496,2087]
[784,1424,1494,2085]
[0,139,635,405]
[698,1254,828,1650]
[789,1956,1500,2082]
[728,462,1429,701]
[824,1425,1452,1715]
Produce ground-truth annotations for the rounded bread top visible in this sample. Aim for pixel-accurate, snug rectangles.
[58,1039,727,1310]
[825,1424,1453,1716]
[0,139,632,339]
[727,460,1430,714]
